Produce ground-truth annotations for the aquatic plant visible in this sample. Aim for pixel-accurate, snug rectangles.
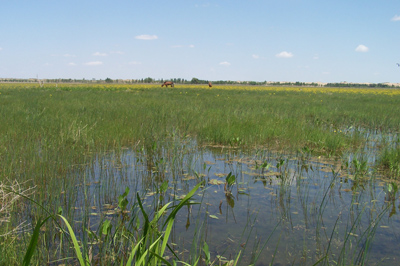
[378,146,400,178]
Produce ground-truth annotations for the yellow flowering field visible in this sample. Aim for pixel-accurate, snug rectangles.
[1,82,400,96]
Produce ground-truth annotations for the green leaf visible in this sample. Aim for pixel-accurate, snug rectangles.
[23,216,51,266]
[233,250,241,266]
[226,172,236,186]
[85,228,98,242]
[126,237,144,266]
[118,187,130,211]
[160,180,169,193]
[58,215,88,266]
[159,182,203,258]
[101,219,112,236]
[203,242,210,263]
[162,181,203,228]
[261,161,270,170]
[149,251,174,266]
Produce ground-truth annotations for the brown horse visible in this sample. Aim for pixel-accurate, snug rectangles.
[161,81,174,87]
[208,82,212,88]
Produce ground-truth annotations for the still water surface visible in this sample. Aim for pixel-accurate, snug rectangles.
[80,137,399,266]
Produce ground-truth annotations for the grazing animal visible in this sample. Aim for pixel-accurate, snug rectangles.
[161,81,174,87]
[208,82,212,88]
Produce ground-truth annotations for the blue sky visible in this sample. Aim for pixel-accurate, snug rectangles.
[1,0,400,83]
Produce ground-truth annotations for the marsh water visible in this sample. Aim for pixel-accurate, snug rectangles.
[72,131,399,266]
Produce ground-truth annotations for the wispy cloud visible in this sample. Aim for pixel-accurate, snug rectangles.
[219,61,231,66]
[111,51,124,55]
[0,47,3,51]
[128,61,141,65]
[276,51,293,58]
[68,62,77,66]
[84,61,103,66]
[51,53,76,57]
[171,44,195,48]
[355,44,369,52]
[135,34,158,40]
[252,54,260,59]
[93,52,107,56]
[391,15,400,21]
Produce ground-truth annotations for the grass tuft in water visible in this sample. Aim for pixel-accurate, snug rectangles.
[378,146,400,179]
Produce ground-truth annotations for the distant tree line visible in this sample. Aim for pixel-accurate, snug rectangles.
[325,82,394,88]
[0,77,398,88]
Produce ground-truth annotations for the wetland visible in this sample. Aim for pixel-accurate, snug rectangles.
[0,83,399,265]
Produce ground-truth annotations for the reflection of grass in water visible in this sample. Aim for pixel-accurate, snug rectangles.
[324,201,388,266]
[254,161,391,265]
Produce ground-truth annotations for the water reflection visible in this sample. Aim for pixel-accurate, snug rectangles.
[79,140,398,265]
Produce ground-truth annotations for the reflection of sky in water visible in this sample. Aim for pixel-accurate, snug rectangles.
[79,139,399,266]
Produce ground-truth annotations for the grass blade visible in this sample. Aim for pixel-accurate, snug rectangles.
[22,216,51,266]
[58,215,88,266]
[160,182,203,257]
[126,237,144,266]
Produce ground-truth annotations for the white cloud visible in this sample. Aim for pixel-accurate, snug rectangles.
[68,62,77,66]
[355,44,369,52]
[84,61,103,66]
[252,54,260,59]
[111,51,124,55]
[189,44,195,48]
[135,34,158,40]
[219,61,231,66]
[0,47,3,51]
[276,51,293,58]
[391,15,400,21]
[93,52,107,56]
[128,61,141,65]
